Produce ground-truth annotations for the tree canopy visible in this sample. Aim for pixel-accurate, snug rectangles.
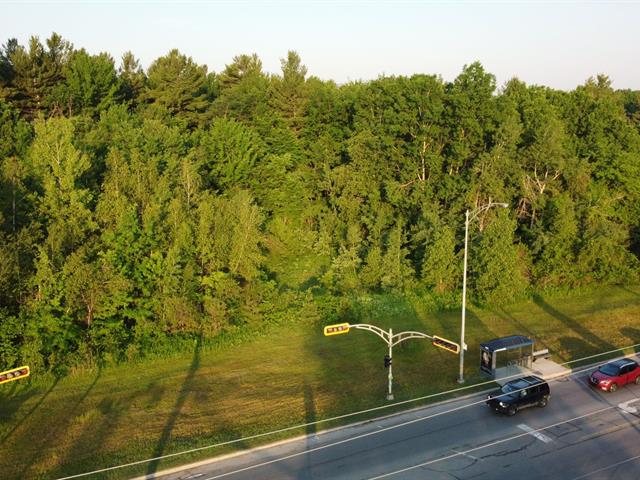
[1,33,639,371]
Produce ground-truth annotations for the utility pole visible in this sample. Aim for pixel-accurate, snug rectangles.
[458,202,508,384]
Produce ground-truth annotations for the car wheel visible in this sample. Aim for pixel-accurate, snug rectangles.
[635,376,640,385]
[507,405,517,416]
[538,397,548,408]
[609,383,618,392]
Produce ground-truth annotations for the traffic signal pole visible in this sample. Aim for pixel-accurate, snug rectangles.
[348,324,435,401]
[323,322,460,401]
[387,328,393,400]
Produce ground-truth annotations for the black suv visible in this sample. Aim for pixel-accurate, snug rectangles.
[486,375,550,416]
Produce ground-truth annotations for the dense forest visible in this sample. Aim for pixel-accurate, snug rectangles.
[1,33,639,373]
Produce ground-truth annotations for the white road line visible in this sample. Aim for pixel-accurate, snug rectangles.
[58,351,640,480]
[617,399,639,414]
[367,406,615,479]
[517,423,553,443]
[197,378,611,479]
[569,453,640,479]
[451,449,480,461]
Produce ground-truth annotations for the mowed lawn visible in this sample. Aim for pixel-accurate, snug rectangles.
[2,285,640,479]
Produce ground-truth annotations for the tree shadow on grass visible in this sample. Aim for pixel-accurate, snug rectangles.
[532,293,615,353]
[490,307,535,339]
[619,285,640,300]
[0,378,54,447]
[309,320,381,403]
[16,368,101,479]
[557,336,603,365]
[146,336,202,476]
[297,380,317,480]
[304,381,316,437]
[456,309,504,383]
[426,309,460,344]
[620,327,640,353]
[47,379,165,480]
[467,308,501,342]
[230,377,334,480]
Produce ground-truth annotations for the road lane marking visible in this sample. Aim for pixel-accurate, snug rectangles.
[451,449,480,461]
[517,423,553,443]
[617,399,639,414]
[57,352,640,480]
[367,405,615,479]
[569,453,640,479]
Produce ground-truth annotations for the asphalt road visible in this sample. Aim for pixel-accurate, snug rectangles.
[155,364,640,480]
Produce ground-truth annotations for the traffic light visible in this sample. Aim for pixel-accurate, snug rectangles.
[431,335,460,354]
[0,366,30,385]
[384,354,392,368]
[323,323,350,336]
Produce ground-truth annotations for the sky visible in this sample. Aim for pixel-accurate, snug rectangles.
[3,0,640,91]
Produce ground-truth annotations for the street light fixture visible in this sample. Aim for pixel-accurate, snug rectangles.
[458,202,508,384]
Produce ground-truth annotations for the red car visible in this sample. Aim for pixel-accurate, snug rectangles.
[589,359,640,392]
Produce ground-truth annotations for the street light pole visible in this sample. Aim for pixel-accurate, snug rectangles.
[458,202,508,384]
[458,209,470,384]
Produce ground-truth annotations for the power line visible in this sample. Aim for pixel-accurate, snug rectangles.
[56,342,640,479]
[150,360,630,480]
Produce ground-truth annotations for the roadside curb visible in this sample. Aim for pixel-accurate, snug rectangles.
[132,352,639,479]
[131,384,502,480]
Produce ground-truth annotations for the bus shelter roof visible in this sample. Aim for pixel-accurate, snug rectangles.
[480,335,533,353]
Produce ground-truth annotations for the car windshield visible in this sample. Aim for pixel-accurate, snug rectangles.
[501,381,527,394]
[599,364,619,376]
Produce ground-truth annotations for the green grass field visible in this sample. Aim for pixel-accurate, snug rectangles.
[2,285,640,479]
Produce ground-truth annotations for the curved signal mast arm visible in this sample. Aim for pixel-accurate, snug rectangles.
[391,331,433,348]
[349,323,390,343]
[349,324,434,347]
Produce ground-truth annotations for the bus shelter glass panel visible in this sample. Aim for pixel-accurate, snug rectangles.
[479,335,534,378]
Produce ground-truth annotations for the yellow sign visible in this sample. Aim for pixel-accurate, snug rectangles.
[432,336,460,354]
[0,366,30,385]
[323,323,351,336]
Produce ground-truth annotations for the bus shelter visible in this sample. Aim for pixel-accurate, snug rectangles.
[480,335,534,378]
